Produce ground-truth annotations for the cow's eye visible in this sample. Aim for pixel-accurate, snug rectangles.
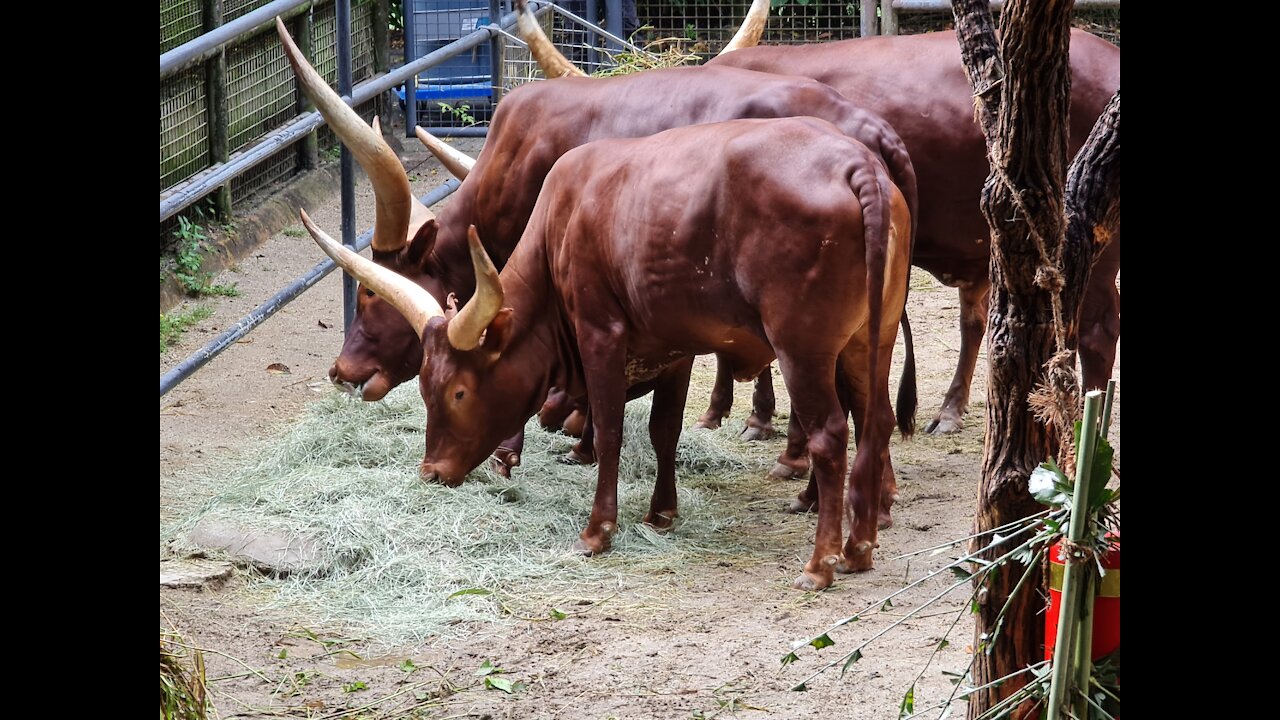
[363,288,375,298]
[455,390,465,401]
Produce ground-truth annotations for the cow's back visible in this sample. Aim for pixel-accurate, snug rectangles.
[709,29,1120,281]
[454,66,912,271]
[521,118,897,364]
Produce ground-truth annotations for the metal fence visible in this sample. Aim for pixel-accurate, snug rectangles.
[162,0,1118,394]
[160,0,382,244]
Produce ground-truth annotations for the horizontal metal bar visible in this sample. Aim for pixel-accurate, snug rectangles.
[160,178,463,398]
[160,3,541,221]
[162,109,324,222]
[415,126,490,138]
[891,0,1119,10]
[161,0,312,80]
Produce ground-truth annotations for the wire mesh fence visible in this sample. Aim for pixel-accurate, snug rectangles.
[161,0,205,53]
[160,69,211,192]
[161,1,382,243]
[162,0,1120,242]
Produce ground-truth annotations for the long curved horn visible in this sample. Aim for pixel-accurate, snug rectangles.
[415,127,476,180]
[718,0,770,55]
[299,209,444,339]
[447,226,506,350]
[513,0,588,78]
[278,17,428,253]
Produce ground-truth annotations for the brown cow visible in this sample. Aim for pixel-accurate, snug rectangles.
[708,29,1121,433]
[277,12,919,483]
[301,116,912,591]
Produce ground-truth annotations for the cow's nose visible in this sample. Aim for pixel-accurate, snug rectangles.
[328,364,341,384]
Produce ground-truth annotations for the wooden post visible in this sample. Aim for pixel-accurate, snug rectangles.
[861,0,878,36]
[294,11,320,170]
[203,0,232,219]
[881,0,898,35]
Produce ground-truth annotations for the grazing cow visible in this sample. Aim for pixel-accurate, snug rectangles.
[301,116,913,590]
[277,10,919,486]
[708,29,1121,433]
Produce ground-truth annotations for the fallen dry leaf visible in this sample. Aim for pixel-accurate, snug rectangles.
[266,363,291,375]
[318,320,331,329]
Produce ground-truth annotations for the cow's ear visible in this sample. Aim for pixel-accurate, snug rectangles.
[405,219,439,266]
[480,308,516,360]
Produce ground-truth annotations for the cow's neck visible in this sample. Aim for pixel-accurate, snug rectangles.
[495,242,584,421]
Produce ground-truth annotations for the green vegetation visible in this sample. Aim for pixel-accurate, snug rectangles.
[160,306,214,355]
[165,215,241,298]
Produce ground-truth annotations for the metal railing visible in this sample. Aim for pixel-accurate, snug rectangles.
[161,1,574,397]
[161,0,1117,397]
[160,1,381,224]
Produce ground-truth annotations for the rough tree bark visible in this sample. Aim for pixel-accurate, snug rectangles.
[948,1,1121,717]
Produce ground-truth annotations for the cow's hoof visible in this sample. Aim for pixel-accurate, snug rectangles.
[769,462,809,480]
[641,510,677,531]
[490,451,519,478]
[925,416,963,435]
[558,448,595,466]
[571,536,609,556]
[740,423,776,442]
[785,496,817,514]
[878,493,899,529]
[838,541,875,573]
[792,569,833,591]
[692,417,722,431]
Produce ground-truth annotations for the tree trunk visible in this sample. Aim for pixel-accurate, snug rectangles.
[951,1,1074,717]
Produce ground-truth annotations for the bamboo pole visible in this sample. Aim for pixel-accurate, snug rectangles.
[1101,379,1117,437]
[1045,389,1104,718]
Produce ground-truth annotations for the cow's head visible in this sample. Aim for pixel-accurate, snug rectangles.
[512,0,769,77]
[302,213,535,486]
[277,18,478,401]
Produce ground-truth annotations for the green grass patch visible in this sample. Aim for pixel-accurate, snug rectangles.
[160,306,214,355]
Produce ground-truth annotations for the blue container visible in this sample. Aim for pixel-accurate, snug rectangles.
[409,1,493,88]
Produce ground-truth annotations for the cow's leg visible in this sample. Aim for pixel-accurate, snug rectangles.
[770,413,811,482]
[642,357,695,531]
[833,341,896,572]
[839,340,900,536]
[562,407,588,438]
[776,352,848,591]
[562,408,597,465]
[570,323,629,556]
[1079,236,1120,391]
[490,429,524,478]
[538,387,575,431]
[693,355,735,430]
[740,366,777,441]
[926,280,991,435]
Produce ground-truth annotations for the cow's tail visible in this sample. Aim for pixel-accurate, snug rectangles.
[846,162,893,528]
[884,133,919,440]
[897,312,918,438]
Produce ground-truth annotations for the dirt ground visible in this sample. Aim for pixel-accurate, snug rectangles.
[160,135,1120,719]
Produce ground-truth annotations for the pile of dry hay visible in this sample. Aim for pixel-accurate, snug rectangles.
[163,384,773,644]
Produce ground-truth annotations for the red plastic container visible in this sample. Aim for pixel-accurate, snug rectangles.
[1045,533,1120,661]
